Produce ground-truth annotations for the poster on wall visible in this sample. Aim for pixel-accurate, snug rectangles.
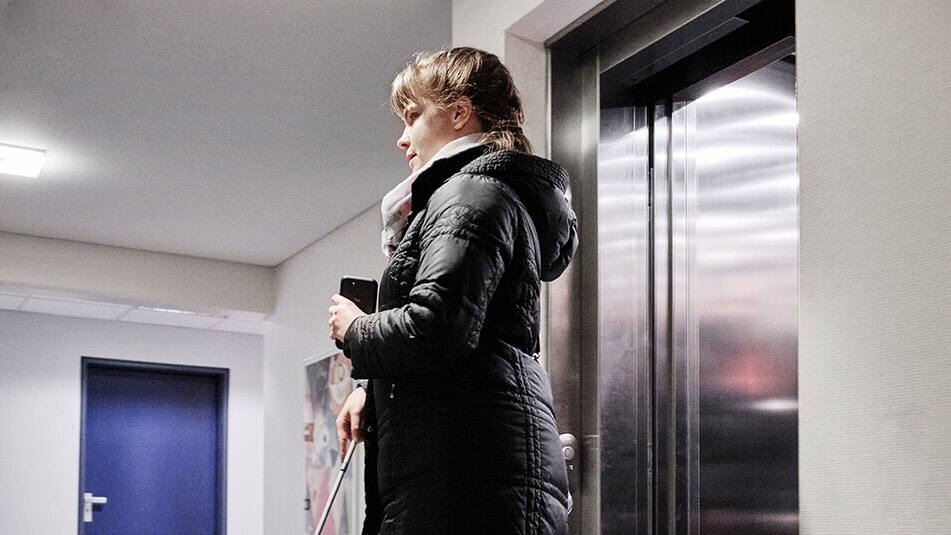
[304,350,356,535]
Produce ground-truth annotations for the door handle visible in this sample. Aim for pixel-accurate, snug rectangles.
[83,492,108,522]
[559,433,577,515]
[559,433,577,472]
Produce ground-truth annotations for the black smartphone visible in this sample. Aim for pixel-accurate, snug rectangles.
[340,276,378,314]
[335,276,378,350]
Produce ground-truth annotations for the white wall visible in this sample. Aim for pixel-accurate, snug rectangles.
[0,231,274,316]
[452,0,544,59]
[263,205,387,535]
[797,0,951,532]
[0,309,264,535]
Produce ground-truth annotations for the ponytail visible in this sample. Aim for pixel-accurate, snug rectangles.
[480,125,532,154]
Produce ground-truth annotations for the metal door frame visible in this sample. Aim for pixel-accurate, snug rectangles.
[548,1,795,534]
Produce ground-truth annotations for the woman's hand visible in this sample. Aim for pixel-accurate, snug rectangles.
[328,294,365,343]
[335,386,367,459]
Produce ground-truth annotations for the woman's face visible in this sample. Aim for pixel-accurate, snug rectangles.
[397,98,467,172]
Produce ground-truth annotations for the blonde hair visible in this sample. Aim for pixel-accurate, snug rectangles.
[390,47,532,154]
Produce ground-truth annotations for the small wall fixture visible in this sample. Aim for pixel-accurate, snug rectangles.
[0,143,46,178]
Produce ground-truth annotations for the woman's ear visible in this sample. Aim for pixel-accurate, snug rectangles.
[450,97,475,130]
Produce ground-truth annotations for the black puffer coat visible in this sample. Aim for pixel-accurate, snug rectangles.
[344,147,578,535]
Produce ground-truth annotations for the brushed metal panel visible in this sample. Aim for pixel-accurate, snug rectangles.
[578,46,604,535]
[678,58,799,535]
[651,102,672,535]
[549,44,603,535]
[592,57,799,535]
[598,104,651,534]
[669,99,699,535]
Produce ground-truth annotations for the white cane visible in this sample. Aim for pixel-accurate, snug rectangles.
[314,439,358,535]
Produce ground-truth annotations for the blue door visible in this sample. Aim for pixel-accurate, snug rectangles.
[79,358,227,534]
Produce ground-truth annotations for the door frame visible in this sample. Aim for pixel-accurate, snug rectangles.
[548,1,795,534]
[78,356,229,535]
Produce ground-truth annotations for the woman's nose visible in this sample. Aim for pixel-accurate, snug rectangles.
[397,127,410,150]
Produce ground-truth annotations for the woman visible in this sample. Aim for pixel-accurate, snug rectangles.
[328,47,577,535]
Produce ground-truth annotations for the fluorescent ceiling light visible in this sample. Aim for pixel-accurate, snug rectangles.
[135,305,226,319]
[0,143,46,178]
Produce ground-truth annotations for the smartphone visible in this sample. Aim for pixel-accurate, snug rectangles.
[335,276,378,350]
[340,276,378,314]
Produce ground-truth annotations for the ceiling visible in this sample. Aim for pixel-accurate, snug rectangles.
[0,0,451,266]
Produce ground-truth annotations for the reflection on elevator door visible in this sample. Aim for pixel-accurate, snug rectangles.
[680,58,799,534]
[598,50,798,535]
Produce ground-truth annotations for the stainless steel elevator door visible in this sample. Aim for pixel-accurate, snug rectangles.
[595,57,799,535]
[672,57,799,535]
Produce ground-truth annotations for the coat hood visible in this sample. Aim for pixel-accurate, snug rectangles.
[460,151,578,281]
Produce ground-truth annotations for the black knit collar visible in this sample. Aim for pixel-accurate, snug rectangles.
[460,150,570,192]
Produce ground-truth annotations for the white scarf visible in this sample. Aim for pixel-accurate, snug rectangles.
[380,133,484,257]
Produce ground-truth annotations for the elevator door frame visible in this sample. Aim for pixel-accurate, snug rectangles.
[548,1,796,534]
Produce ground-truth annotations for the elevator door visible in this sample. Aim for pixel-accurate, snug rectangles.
[597,57,799,535]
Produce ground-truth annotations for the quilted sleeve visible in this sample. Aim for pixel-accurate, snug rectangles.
[344,176,515,378]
